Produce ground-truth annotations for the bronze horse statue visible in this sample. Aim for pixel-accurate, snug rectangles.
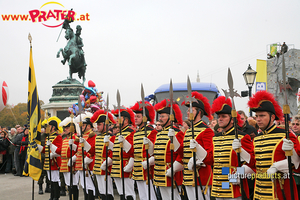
[57,26,86,85]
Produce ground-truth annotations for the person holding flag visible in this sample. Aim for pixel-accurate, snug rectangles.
[210,96,254,200]
[248,90,300,200]
[89,109,116,200]
[58,116,80,200]
[73,112,97,200]
[177,91,215,200]
[130,100,157,200]
[38,116,63,200]
[110,106,136,200]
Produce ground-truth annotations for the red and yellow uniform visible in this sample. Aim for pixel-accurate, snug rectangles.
[60,134,78,173]
[110,125,135,178]
[42,131,62,171]
[152,125,184,187]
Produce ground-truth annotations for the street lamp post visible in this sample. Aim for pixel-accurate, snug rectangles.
[243,64,257,117]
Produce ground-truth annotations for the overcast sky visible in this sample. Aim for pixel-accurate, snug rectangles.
[1,0,300,116]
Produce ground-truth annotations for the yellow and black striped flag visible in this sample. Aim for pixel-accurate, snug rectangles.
[23,33,42,180]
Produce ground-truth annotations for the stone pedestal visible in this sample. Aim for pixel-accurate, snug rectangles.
[41,79,84,120]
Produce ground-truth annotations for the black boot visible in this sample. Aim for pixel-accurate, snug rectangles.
[83,189,88,200]
[53,182,60,200]
[39,184,44,195]
[120,195,125,200]
[72,186,79,200]
[107,194,114,200]
[126,196,134,200]
[60,185,66,196]
[45,182,51,193]
[100,194,105,200]
[88,190,94,200]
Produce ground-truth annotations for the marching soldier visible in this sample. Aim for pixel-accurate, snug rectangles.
[210,96,254,200]
[73,112,97,200]
[58,117,80,200]
[110,107,136,200]
[177,91,215,200]
[89,109,116,200]
[38,116,63,200]
[151,99,184,200]
[130,101,157,200]
[248,90,300,200]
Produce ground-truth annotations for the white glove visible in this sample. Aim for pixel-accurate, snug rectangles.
[46,140,51,146]
[79,137,84,143]
[100,157,113,171]
[84,156,93,165]
[69,139,77,151]
[165,161,184,177]
[168,129,175,137]
[143,137,154,156]
[189,139,207,162]
[190,139,199,149]
[141,156,155,170]
[187,157,205,171]
[104,135,110,143]
[143,137,150,144]
[118,135,132,153]
[267,165,277,180]
[79,137,91,152]
[68,155,77,167]
[282,138,294,151]
[37,144,43,153]
[123,157,134,173]
[232,139,241,151]
[118,135,125,143]
[49,152,59,159]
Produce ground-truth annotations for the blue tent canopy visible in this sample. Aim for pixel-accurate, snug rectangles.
[154,82,219,94]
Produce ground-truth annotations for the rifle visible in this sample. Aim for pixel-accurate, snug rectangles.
[78,96,87,200]
[223,68,247,200]
[282,54,294,200]
[187,76,206,200]
[117,90,126,200]
[141,84,151,200]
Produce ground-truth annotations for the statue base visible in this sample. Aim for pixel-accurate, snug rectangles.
[41,78,84,119]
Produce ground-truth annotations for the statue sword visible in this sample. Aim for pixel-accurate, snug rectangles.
[282,54,294,200]
[187,76,206,200]
[222,68,247,200]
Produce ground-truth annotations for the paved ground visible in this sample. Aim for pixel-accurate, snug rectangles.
[0,173,140,200]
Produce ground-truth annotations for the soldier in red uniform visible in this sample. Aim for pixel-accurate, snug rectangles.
[58,117,80,200]
[130,101,157,200]
[89,109,116,200]
[149,99,184,200]
[110,107,136,200]
[73,112,97,200]
[210,96,254,200]
[248,91,300,200]
[38,116,63,200]
[177,91,215,200]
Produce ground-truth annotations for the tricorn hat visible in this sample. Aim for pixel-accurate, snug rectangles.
[90,109,116,124]
[130,101,155,124]
[182,91,213,120]
[111,107,136,127]
[248,91,283,120]
[154,99,183,125]
[211,96,243,127]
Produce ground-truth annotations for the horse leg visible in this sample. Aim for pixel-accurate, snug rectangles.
[68,68,73,80]
[69,54,75,66]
